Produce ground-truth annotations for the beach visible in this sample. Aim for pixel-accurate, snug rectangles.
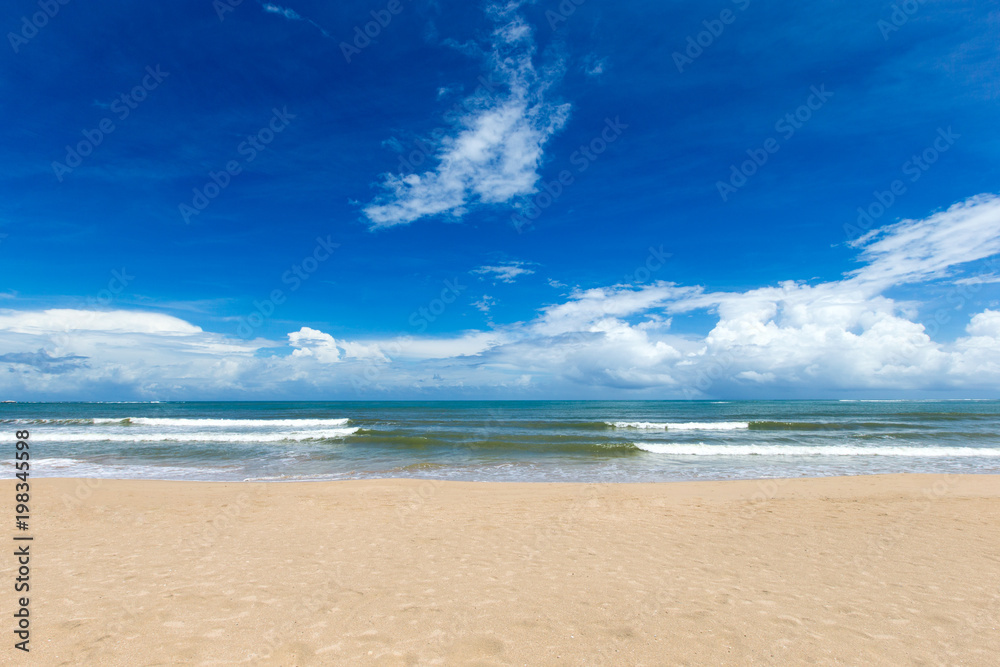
[7,473,998,665]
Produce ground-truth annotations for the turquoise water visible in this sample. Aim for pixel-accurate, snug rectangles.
[6,400,1000,482]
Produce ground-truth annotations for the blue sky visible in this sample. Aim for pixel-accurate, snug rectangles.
[1,0,999,399]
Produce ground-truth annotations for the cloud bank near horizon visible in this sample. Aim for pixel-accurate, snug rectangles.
[2,194,1000,400]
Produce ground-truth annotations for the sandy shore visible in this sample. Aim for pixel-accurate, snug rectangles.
[3,474,998,665]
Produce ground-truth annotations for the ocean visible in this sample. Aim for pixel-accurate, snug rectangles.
[7,400,1000,483]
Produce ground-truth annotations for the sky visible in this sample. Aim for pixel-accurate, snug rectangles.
[1,0,999,400]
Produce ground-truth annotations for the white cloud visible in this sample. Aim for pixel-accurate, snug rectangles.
[964,309,1000,338]
[583,55,607,78]
[260,2,331,38]
[530,283,696,337]
[953,273,1000,286]
[0,309,265,398]
[362,7,570,227]
[340,340,389,362]
[473,295,496,313]
[3,194,1000,399]
[472,261,535,283]
[447,193,1000,395]
[0,308,202,335]
[263,3,301,20]
[390,332,503,361]
[288,326,341,363]
[849,194,1000,287]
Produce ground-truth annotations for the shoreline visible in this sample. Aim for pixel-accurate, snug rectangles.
[29,470,1000,488]
[30,470,1000,481]
[6,473,998,664]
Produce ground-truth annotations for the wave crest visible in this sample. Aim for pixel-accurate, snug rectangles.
[633,443,1000,456]
[30,428,359,443]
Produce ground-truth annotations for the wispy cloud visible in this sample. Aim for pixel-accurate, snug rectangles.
[583,55,607,78]
[362,5,570,228]
[263,3,301,20]
[473,295,496,313]
[849,194,1000,287]
[472,260,535,284]
[954,273,1000,286]
[260,2,331,38]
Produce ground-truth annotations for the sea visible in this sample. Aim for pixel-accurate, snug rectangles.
[6,400,1000,483]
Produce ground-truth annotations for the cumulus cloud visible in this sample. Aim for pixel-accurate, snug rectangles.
[288,326,341,363]
[362,6,570,227]
[965,309,1000,338]
[3,194,1000,399]
[286,327,394,364]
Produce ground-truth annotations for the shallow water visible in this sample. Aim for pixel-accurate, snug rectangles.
[7,400,1000,482]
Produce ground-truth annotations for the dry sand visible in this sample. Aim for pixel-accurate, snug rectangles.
[2,474,998,665]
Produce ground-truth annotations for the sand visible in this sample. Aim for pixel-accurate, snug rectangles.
[3,474,998,665]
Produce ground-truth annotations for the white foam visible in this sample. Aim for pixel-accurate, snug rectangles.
[31,457,82,468]
[114,417,351,427]
[612,421,749,431]
[29,427,359,443]
[633,443,1000,457]
[4,417,351,426]
[31,458,238,480]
